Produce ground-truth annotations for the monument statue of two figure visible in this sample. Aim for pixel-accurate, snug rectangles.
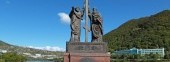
[69,7,103,42]
[64,0,110,62]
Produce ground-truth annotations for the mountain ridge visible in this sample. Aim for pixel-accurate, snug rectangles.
[0,40,11,46]
[103,10,170,53]
[0,40,63,56]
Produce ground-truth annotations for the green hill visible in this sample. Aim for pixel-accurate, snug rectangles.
[0,40,63,56]
[0,40,11,46]
[103,10,170,53]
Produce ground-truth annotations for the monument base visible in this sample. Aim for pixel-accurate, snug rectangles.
[64,53,110,62]
[64,42,110,62]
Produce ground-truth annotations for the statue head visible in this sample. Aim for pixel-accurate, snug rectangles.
[92,8,97,13]
[92,8,100,16]
[75,7,80,12]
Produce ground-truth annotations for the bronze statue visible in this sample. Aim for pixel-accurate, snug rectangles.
[89,8,103,42]
[69,7,84,42]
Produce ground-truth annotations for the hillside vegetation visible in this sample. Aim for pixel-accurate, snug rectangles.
[103,10,170,53]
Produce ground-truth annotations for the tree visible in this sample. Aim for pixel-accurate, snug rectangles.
[2,52,26,62]
[164,54,170,59]
[134,54,141,59]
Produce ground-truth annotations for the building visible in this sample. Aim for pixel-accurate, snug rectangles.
[114,48,165,57]
[0,49,7,53]
[23,53,31,56]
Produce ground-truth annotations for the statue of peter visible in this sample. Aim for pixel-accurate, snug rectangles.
[69,7,84,42]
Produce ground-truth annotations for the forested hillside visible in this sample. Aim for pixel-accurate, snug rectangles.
[103,10,170,53]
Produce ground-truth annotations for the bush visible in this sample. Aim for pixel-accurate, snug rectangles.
[0,59,5,62]
[2,52,26,62]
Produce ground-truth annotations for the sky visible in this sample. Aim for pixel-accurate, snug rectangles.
[0,0,170,51]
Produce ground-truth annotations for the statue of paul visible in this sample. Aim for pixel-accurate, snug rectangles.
[89,8,103,42]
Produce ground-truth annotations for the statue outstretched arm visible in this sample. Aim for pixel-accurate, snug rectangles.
[69,7,74,18]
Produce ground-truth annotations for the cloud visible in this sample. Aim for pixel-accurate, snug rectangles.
[58,12,85,24]
[28,46,65,52]
[58,12,70,24]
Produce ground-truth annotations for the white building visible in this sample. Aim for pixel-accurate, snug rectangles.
[114,48,165,57]
[138,48,165,57]
[23,53,31,56]
[0,49,7,53]
[35,54,41,57]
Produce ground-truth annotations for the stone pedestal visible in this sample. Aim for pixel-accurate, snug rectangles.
[64,42,110,62]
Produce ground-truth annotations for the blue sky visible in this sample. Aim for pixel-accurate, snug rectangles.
[0,0,170,51]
